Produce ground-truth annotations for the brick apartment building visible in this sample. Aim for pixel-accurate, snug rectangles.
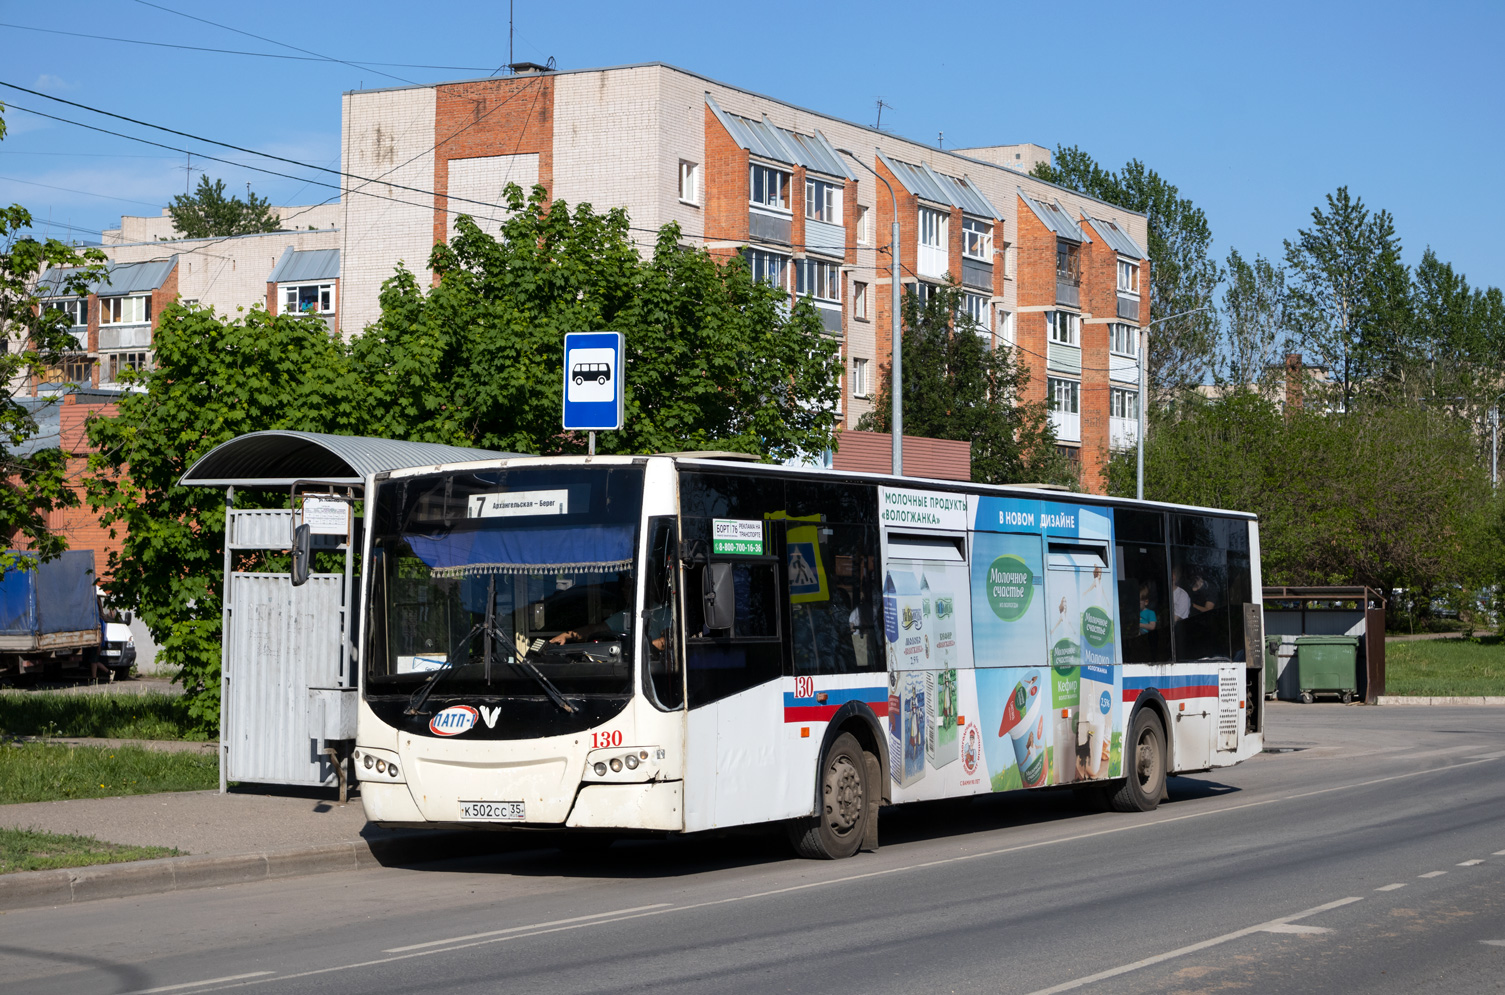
[337,62,1149,493]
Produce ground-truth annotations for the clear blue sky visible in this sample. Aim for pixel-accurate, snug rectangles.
[4,0,1502,289]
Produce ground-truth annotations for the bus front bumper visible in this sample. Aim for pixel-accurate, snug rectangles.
[359,777,683,832]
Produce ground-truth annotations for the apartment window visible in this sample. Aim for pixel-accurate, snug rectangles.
[961,292,989,328]
[50,298,88,327]
[856,205,871,244]
[918,207,947,250]
[284,283,335,315]
[906,281,938,307]
[1110,387,1139,420]
[796,258,842,303]
[100,295,148,325]
[961,217,993,260]
[853,281,869,320]
[852,357,870,398]
[105,351,151,383]
[679,160,701,205]
[805,178,842,224]
[63,355,93,385]
[1049,377,1080,414]
[1117,259,1140,295]
[744,248,789,291]
[1002,241,1015,279]
[997,310,1015,348]
[1048,310,1080,346]
[1110,322,1139,357]
[1056,241,1081,283]
[750,164,790,211]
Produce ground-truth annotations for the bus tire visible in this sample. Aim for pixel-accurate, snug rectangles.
[1108,708,1166,813]
[788,732,869,859]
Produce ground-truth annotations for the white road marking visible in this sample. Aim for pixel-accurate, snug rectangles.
[384,904,672,952]
[1495,850,1505,856]
[1259,923,1331,934]
[1483,940,1505,947]
[1465,752,1505,760]
[1375,883,1407,891]
[1020,897,1362,995]
[116,974,273,995]
[1459,859,1484,866]
[1419,871,1447,878]
[154,755,1504,995]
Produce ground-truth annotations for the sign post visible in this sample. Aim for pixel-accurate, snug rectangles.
[562,332,625,452]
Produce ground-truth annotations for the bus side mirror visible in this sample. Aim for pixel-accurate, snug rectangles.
[291,524,312,587]
[703,562,734,630]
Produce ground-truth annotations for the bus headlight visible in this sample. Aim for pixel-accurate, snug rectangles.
[624,754,639,770]
[594,762,608,776]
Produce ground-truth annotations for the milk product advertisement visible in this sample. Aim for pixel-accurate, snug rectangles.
[925,669,959,769]
[887,670,927,787]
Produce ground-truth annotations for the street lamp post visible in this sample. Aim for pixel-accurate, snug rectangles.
[838,148,902,476]
[1137,306,1211,501]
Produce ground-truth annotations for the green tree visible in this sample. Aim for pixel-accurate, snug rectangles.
[86,303,360,730]
[0,104,106,567]
[1033,148,1222,402]
[856,281,1074,486]
[1283,187,1411,410]
[167,176,281,239]
[1219,248,1292,390]
[1405,249,1505,411]
[356,184,843,459]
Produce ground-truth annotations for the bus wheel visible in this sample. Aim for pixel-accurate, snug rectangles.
[789,732,869,859]
[1108,708,1166,813]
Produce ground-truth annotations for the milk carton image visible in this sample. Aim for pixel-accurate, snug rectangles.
[1051,666,1080,784]
[888,671,927,787]
[929,572,959,670]
[926,669,959,769]
[883,571,928,670]
[1077,664,1114,778]
[999,669,1047,787]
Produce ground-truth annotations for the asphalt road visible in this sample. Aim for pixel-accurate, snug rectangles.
[3,702,1503,995]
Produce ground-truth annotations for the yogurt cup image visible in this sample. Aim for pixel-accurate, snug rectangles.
[998,669,1047,788]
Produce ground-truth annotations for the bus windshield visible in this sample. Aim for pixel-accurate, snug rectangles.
[365,465,644,702]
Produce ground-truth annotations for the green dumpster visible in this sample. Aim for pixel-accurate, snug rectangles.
[1294,635,1359,703]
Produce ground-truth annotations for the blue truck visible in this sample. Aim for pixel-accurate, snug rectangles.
[0,549,120,681]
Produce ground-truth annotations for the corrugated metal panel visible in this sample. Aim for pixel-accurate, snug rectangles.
[704,95,854,179]
[1086,216,1146,260]
[748,210,791,245]
[11,398,62,456]
[268,247,340,284]
[96,258,178,295]
[1018,189,1090,243]
[805,218,845,256]
[1109,353,1139,385]
[877,153,1001,219]
[1048,342,1082,375]
[1117,295,1140,321]
[98,325,152,350]
[818,307,842,334]
[830,430,971,481]
[223,572,345,786]
[961,258,993,290]
[228,509,297,550]
[180,431,516,487]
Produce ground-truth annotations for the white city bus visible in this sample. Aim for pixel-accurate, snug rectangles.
[353,454,1265,858]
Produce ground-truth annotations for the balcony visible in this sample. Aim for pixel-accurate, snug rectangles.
[961,257,992,291]
[1047,342,1081,375]
[1117,294,1139,321]
[1056,279,1080,307]
[917,243,948,280]
[98,323,151,350]
[1111,416,1138,450]
[1109,352,1139,384]
[1050,409,1081,443]
[805,218,844,257]
[749,207,791,245]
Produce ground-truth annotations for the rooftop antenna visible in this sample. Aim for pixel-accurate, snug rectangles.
[180,153,202,195]
[938,131,944,149]
[874,99,892,131]
[510,0,514,72]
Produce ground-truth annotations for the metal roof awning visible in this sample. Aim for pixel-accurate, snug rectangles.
[1083,215,1146,260]
[1018,189,1090,243]
[877,152,1000,220]
[268,247,341,284]
[179,430,519,488]
[36,258,179,298]
[704,94,854,179]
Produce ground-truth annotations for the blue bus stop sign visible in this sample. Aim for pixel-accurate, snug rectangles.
[562,332,624,431]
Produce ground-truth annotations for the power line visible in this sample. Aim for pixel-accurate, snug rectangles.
[130,0,416,86]
[0,22,495,72]
[0,174,163,208]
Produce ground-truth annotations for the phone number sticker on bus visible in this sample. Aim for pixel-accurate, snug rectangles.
[712,518,764,555]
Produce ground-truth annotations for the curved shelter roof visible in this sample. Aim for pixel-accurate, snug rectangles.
[180,431,519,488]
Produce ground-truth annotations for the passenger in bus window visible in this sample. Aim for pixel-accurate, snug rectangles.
[1172,565,1191,621]
[1138,584,1158,635]
[1190,568,1219,614]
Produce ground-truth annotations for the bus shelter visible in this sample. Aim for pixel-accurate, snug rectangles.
[1262,586,1386,703]
[180,431,512,794]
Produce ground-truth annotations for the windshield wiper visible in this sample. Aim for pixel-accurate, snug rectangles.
[404,626,474,716]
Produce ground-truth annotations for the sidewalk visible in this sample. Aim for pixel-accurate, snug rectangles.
[0,785,485,912]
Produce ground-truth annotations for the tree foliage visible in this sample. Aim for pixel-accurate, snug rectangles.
[1218,248,1292,390]
[167,176,281,239]
[1033,147,1221,401]
[857,281,1075,486]
[0,105,106,568]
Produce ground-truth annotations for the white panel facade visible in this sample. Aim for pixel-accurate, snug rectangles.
[340,85,437,339]
[446,153,538,241]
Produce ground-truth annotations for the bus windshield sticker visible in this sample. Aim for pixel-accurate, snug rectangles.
[712,518,764,555]
[467,489,570,518]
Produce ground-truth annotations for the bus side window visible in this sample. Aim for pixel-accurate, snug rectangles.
[1116,542,1170,664]
[643,517,683,710]
[683,539,782,706]
[789,523,878,675]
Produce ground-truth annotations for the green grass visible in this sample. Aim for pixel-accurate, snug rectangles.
[0,742,218,805]
[1385,637,1505,696]
[0,691,202,741]
[0,826,176,875]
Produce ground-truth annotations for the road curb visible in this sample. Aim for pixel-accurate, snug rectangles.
[0,831,485,912]
[1374,695,1505,706]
